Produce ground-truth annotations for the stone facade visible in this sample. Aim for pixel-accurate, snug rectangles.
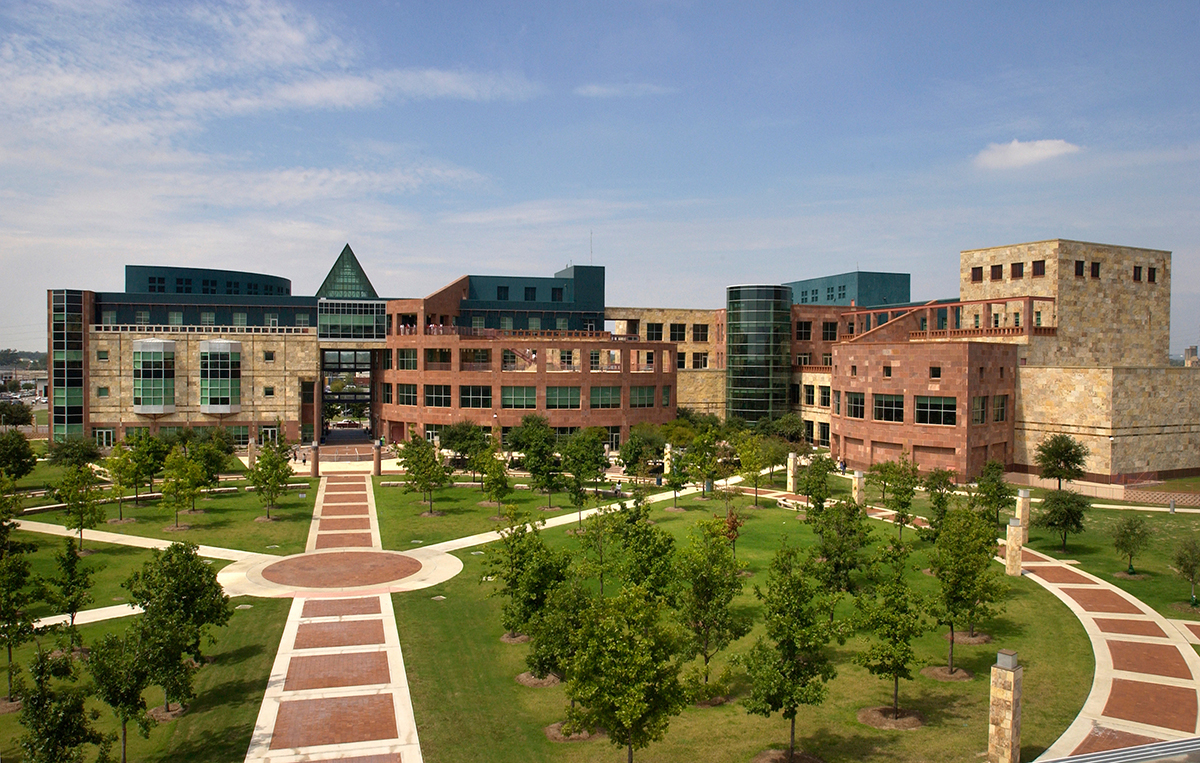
[607,307,724,416]
[988,657,1023,763]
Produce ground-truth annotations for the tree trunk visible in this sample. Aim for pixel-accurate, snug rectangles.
[948,622,956,673]
[78,524,84,550]
[790,715,796,760]
[628,738,634,763]
[893,675,900,719]
[121,719,128,763]
[6,642,12,699]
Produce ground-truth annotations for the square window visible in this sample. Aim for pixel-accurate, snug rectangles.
[134,310,150,325]
[424,384,452,407]
[821,353,831,365]
[692,352,708,369]
[556,317,568,330]
[915,396,956,426]
[264,350,275,362]
[97,386,109,398]
[168,311,183,325]
[528,316,541,331]
[97,350,109,361]
[930,366,941,379]
[500,316,513,330]
[971,267,983,283]
[200,312,215,326]
[873,394,904,422]
[263,386,274,397]
[295,313,310,327]
[797,353,810,366]
[1032,260,1046,277]
[397,383,417,406]
[589,386,620,409]
[546,386,581,410]
[677,352,687,369]
[669,323,686,342]
[693,324,709,342]
[460,385,493,409]
[525,286,537,301]
[1133,266,1142,282]
[102,310,117,325]
[1011,262,1024,279]
[796,321,812,341]
[822,322,838,341]
[991,264,1003,280]
[497,286,509,301]
[233,312,247,327]
[630,385,656,408]
[846,392,865,419]
[1148,267,1157,283]
[646,323,663,341]
[1075,260,1086,277]
[551,287,564,302]
[1091,262,1101,279]
[883,365,892,378]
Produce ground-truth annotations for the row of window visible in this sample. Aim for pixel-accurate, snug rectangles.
[109,310,306,328]
[834,392,963,426]
[796,353,834,367]
[676,352,709,369]
[643,323,711,343]
[146,277,289,296]
[494,285,565,302]
[971,260,1047,283]
[796,285,846,304]
[380,383,671,410]
[795,321,839,342]
[383,347,676,372]
[97,348,275,363]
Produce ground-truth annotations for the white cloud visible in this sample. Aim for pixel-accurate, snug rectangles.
[573,82,677,98]
[973,139,1081,169]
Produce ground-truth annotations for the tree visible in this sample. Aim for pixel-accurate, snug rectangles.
[918,468,956,542]
[737,433,771,506]
[128,431,168,498]
[663,456,690,508]
[55,464,104,550]
[884,452,920,540]
[0,400,34,427]
[855,546,930,720]
[866,459,897,504]
[103,442,138,521]
[1035,433,1089,490]
[578,504,622,598]
[161,445,204,527]
[677,517,748,686]
[929,508,1004,673]
[0,551,35,700]
[18,648,112,763]
[191,439,230,490]
[124,541,232,710]
[614,499,677,604]
[742,540,840,761]
[561,428,607,513]
[526,577,594,681]
[0,473,35,558]
[47,435,100,468]
[1175,539,1200,606]
[686,429,721,498]
[810,500,871,595]
[246,437,294,519]
[0,429,37,480]
[564,584,687,763]
[1113,515,1152,575]
[397,434,449,513]
[511,415,559,509]
[974,459,1016,529]
[44,536,93,650]
[478,441,512,506]
[89,629,153,763]
[772,413,808,445]
[486,507,569,636]
[440,421,490,475]
[800,455,834,528]
[1033,490,1090,552]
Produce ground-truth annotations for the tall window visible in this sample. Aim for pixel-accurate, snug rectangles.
[796,321,812,341]
[677,352,687,369]
[916,396,956,425]
[993,395,1008,423]
[590,386,620,409]
[693,324,709,342]
[822,322,837,341]
[971,396,987,425]
[971,267,983,283]
[501,386,537,409]
[381,383,393,404]
[630,386,656,408]
[551,287,564,302]
[460,385,492,408]
[845,392,865,419]
[132,349,175,409]
[199,346,240,410]
[525,286,537,301]
[424,384,452,407]
[833,390,841,415]
[497,286,509,300]
[819,386,830,407]
[873,394,904,422]
[546,386,580,409]
[990,265,1003,280]
[397,349,417,369]
[669,324,686,341]
[1011,262,1024,279]
[1032,260,1046,277]
[804,385,815,405]
[662,386,671,407]
[1091,262,1100,278]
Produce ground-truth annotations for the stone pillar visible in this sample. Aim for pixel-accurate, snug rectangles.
[852,470,865,504]
[786,452,799,494]
[373,443,382,477]
[663,444,673,475]
[310,442,320,478]
[1005,519,1023,577]
[1015,490,1031,544]
[988,650,1022,763]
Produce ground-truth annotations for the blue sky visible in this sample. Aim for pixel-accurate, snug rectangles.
[2,0,1198,352]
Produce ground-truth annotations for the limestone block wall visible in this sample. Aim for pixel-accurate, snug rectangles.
[607,307,722,370]
[1013,366,1115,478]
[87,328,318,440]
[1110,368,1200,478]
[677,368,725,417]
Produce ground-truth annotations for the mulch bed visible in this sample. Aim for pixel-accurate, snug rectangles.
[162,524,191,532]
[943,631,991,645]
[148,703,186,722]
[107,517,137,525]
[253,516,275,523]
[0,698,21,715]
[1114,571,1150,580]
[695,695,728,708]
[921,665,973,682]
[857,706,924,730]
[539,506,564,512]
[544,722,605,743]
[751,750,826,763]
[477,501,503,509]
[180,509,206,515]
[516,671,560,687]
[500,633,530,644]
[419,511,447,517]
[77,548,97,557]
[663,507,686,513]
[1169,601,1200,614]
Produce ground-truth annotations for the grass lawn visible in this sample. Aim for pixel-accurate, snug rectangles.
[0,596,289,763]
[395,496,1092,763]
[13,459,70,492]
[33,409,48,426]
[1140,475,1200,495]
[30,480,317,556]
[1025,505,1200,620]
[13,529,234,621]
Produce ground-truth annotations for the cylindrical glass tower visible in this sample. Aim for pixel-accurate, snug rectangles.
[726,285,792,424]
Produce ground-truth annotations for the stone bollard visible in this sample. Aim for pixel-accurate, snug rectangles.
[786,452,799,494]
[310,442,320,478]
[988,650,1022,763]
[1171,498,1176,514]
[373,443,381,477]
[247,438,257,468]
[664,444,673,475]
[852,470,865,504]
[1015,489,1031,544]
[1006,518,1023,577]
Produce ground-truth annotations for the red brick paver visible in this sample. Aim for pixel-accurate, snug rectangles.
[323,494,370,504]
[283,651,391,691]
[1108,641,1193,680]
[319,517,371,531]
[321,503,370,516]
[301,597,382,618]
[269,694,398,749]
[293,620,386,650]
[1061,587,1143,615]
[1027,566,1094,585]
[1102,678,1198,732]
[1094,619,1168,638]
[1072,727,1164,755]
[262,551,421,589]
[315,533,375,549]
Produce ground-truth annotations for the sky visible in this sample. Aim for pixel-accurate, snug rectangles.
[1,0,1198,353]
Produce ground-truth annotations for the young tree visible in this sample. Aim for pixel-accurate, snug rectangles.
[486,507,569,637]
[0,473,35,558]
[440,420,490,476]
[1034,490,1090,552]
[974,459,1016,529]
[0,429,37,480]
[867,459,897,504]
[55,464,104,550]
[564,584,687,763]
[614,499,677,603]
[810,500,871,595]
[477,439,512,506]
[800,455,835,529]
[190,439,231,490]
[723,505,747,558]
[128,432,168,498]
[885,452,920,540]
[0,551,36,700]
[1174,538,1200,606]
[742,540,840,761]
[511,415,559,509]
[161,445,204,527]
[677,517,748,686]
[736,432,770,506]
[103,442,138,521]
[1113,514,1152,575]
[855,546,930,720]
[246,437,294,519]
[47,436,100,468]
[663,457,690,507]
[526,577,594,681]
[686,429,721,498]
[578,504,622,598]
[929,508,1004,672]
[18,648,112,763]
[89,629,153,763]
[43,536,93,650]
[1036,433,1089,490]
[918,468,956,542]
[561,428,607,513]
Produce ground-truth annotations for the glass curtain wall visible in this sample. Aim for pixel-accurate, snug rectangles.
[726,285,792,423]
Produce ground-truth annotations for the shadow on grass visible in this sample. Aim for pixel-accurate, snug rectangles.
[213,643,265,667]
[184,677,263,716]
[143,721,256,763]
[804,724,887,761]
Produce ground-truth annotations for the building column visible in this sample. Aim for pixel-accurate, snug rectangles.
[310,441,319,478]
[786,452,799,494]
[1015,490,1031,544]
[247,438,257,468]
[988,650,1023,763]
[1006,519,1023,577]
[852,470,865,504]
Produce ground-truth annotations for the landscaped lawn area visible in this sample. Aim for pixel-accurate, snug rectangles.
[389,492,1093,763]
[0,596,290,763]
[27,480,317,556]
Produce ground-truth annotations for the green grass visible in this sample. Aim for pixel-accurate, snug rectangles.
[33,409,48,426]
[1139,475,1200,495]
[13,459,69,492]
[29,481,317,556]
[396,499,1092,763]
[1025,505,1200,620]
[0,597,289,763]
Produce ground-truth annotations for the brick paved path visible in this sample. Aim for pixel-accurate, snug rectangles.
[243,475,424,763]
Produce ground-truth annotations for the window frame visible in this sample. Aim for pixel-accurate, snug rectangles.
[796,321,812,341]
[424,384,452,408]
[872,393,904,423]
[915,396,956,426]
[845,391,865,419]
[460,385,493,409]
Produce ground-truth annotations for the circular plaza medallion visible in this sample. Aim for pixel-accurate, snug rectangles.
[261,551,422,589]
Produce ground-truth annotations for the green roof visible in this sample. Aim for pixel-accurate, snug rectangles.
[316,244,378,299]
